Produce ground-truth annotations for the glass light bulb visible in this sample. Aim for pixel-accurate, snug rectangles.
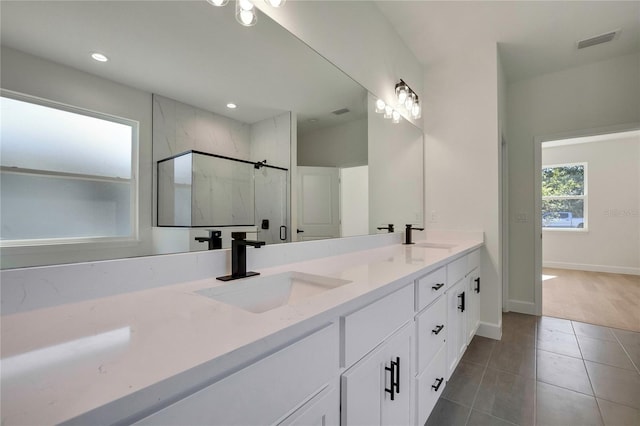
[265,0,286,7]
[236,0,257,26]
[397,87,407,104]
[405,94,414,110]
[375,99,386,113]
[392,110,401,123]
[384,105,392,119]
[207,0,229,6]
[411,102,421,119]
[239,0,254,10]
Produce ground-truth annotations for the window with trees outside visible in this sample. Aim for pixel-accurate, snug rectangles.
[0,91,138,246]
[542,163,587,230]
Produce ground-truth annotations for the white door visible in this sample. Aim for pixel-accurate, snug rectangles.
[446,279,468,379]
[297,167,340,241]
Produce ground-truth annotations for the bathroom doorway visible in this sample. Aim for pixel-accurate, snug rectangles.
[535,127,640,331]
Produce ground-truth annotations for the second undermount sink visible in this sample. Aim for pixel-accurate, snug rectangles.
[415,242,458,249]
[196,272,352,313]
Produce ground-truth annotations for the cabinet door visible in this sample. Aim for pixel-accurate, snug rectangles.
[341,323,413,426]
[466,271,481,344]
[446,279,467,379]
[278,384,339,426]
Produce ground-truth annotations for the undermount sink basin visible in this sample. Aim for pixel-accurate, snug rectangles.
[415,242,457,249]
[196,272,352,313]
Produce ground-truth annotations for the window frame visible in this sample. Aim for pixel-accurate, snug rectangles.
[0,89,140,248]
[541,161,588,232]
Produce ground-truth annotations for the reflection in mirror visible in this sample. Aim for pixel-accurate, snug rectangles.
[0,1,423,268]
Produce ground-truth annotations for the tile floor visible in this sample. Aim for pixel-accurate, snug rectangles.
[425,312,640,426]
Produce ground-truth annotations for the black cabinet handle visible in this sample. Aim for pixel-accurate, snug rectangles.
[279,226,287,241]
[458,291,465,312]
[385,360,396,401]
[385,357,400,400]
[431,283,445,291]
[296,229,304,234]
[474,277,480,293]
[432,324,445,335]
[432,377,444,392]
[394,357,400,395]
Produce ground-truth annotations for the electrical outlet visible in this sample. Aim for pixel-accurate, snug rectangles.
[430,210,438,223]
[515,213,528,223]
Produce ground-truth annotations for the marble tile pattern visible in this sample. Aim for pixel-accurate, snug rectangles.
[250,113,291,170]
[152,95,251,163]
[427,313,640,426]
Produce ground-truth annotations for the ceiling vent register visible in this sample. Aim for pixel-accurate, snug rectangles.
[577,30,619,49]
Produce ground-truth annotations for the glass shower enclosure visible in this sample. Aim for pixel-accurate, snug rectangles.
[157,150,289,245]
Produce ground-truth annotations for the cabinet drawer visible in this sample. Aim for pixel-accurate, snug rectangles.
[468,249,480,272]
[415,266,447,311]
[135,323,339,426]
[415,345,447,426]
[447,255,467,287]
[342,284,413,368]
[278,383,339,426]
[416,295,447,374]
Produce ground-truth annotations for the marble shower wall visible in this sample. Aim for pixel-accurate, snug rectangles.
[250,113,291,169]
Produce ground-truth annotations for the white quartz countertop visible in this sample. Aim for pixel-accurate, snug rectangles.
[0,238,482,425]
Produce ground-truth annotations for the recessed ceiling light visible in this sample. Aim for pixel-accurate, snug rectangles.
[226,103,237,109]
[91,52,109,62]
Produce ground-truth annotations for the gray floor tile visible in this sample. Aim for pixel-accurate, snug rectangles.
[462,336,496,367]
[537,327,582,358]
[488,340,536,378]
[585,361,640,409]
[537,350,593,395]
[537,316,574,335]
[597,398,640,426]
[536,381,603,426]
[466,410,515,426]
[473,367,534,426]
[612,328,640,371]
[577,334,636,370]
[572,321,617,342]
[442,361,485,407]
[425,398,470,426]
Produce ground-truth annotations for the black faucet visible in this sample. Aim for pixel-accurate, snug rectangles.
[377,224,395,233]
[195,230,222,250]
[217,232,265,281]
[404,224,424,245]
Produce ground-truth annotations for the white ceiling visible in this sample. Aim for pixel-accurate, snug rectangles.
[0,1,367,131]
[375,1,640,82]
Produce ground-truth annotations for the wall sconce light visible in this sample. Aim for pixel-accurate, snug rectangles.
[207,0,286,27]
[375,100,401,123]
[395,79,421,120]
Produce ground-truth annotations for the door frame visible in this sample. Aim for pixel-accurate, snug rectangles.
[533,122,640,316]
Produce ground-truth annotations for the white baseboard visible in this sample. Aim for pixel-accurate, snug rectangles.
[476,321,502,340]
[543,261,640,276]
[508,299,537,315]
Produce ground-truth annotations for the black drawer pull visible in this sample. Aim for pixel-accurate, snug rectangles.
[432,324,445,335]
[458,291,465,312]
[385,359,396,400]
[432,283,445,291]
[432,377,444,392]
[474,277,480,293]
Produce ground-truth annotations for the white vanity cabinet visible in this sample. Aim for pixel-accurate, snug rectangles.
[341,323,413,426]
[278,382,340,426]
[134,323,339,426]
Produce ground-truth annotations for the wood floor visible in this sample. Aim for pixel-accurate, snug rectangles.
[543,268,640,332]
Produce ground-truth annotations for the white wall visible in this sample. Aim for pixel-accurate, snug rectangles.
[341,166,369,237]
[542,136,640,275]
[368,94,424,233]
[0,46,153,268]
[507,52,640,308]
[298,118,367,167]
[255,1,424,129]
[423,42,502,338]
